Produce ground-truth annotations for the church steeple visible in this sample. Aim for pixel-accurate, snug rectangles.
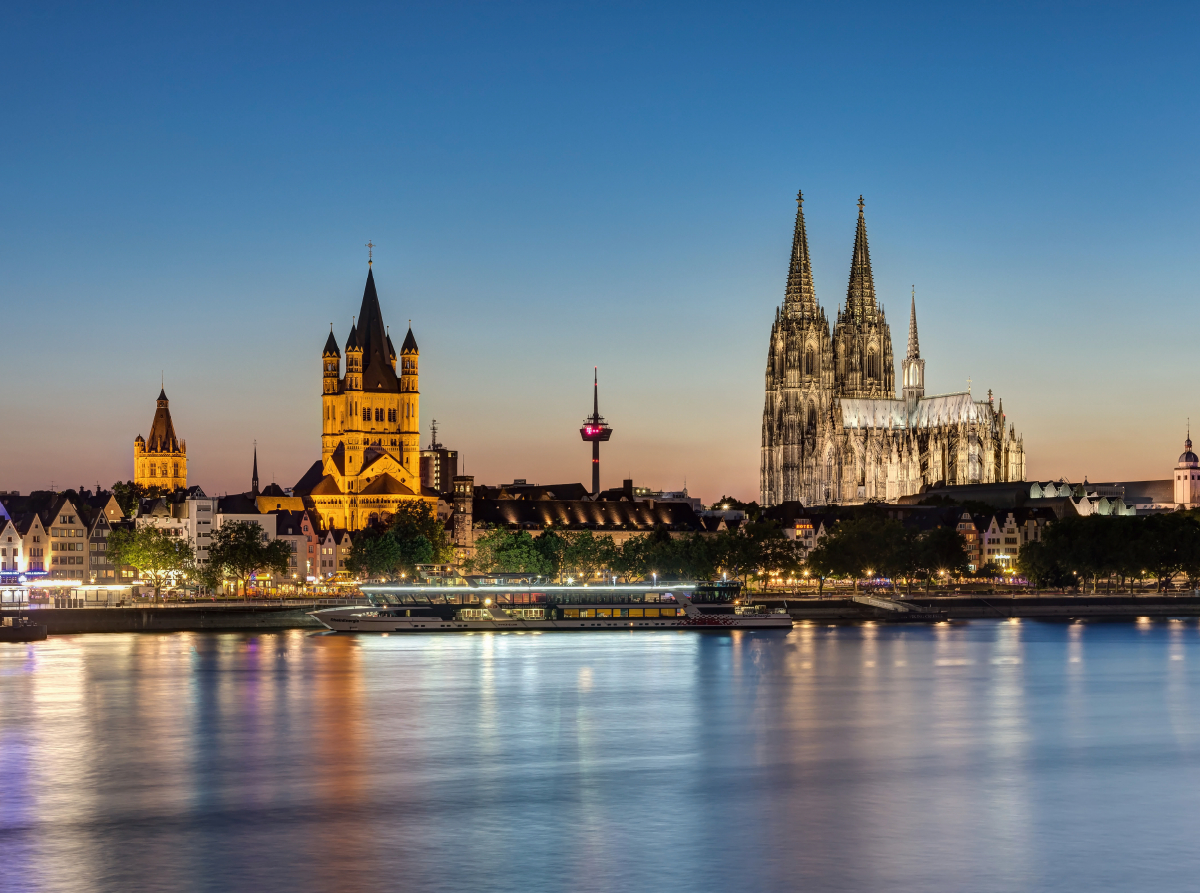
[907,286,920,359]
[902,286,925,405]
[784,189,818,317]
[845,195,877,321]
[251,443,259,498]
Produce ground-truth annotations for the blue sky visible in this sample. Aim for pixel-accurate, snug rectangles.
[2,1,1197,500]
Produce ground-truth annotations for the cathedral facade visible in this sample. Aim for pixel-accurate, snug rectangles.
[294,263,437,531]
[760,193,1025,507]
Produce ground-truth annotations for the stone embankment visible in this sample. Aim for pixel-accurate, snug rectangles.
[1,604,327,634]
[765,594,1200,622]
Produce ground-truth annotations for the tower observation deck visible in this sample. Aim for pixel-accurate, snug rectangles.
[580,368,613,497]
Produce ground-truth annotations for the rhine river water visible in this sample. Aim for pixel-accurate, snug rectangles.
[3,620,1200,892]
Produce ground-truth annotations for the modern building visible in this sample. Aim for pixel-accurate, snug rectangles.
[293,262,437,530]
[760,191,1026,506]
[420,421,458,498]
[134,388,187,490]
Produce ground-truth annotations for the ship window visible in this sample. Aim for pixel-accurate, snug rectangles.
[595,609,611,618]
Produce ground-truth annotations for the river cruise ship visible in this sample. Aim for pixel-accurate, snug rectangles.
[310,582,792,633]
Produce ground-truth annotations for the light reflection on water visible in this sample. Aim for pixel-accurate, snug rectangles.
[3,621,1200,892]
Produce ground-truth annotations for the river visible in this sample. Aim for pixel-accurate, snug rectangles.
[3,620,1200,892]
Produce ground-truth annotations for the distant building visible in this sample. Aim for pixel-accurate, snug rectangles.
[596,480,702,513]
[420,421,458,498]
[134,388,187,490]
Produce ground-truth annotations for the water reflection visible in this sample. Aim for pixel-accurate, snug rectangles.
[3,622,1200,892]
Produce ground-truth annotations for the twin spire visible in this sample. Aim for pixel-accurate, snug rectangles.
[783,190,913,339]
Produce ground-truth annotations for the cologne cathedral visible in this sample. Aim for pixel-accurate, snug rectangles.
[760,192,1026,506]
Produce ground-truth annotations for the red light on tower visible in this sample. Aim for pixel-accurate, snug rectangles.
[580,367,612,497]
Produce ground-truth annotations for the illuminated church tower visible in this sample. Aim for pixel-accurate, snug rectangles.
[134,387,187,490]
[299,256,435,531]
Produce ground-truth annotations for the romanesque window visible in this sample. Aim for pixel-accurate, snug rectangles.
[362,406,371,421]
[375,408,384,422]
[388,408,397,423]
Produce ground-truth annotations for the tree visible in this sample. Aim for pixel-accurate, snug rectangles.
[387,501,454,565]
[345,528,406,580]
[206,521,292,597]
[107,525,194,600]
[918,525,970,590]
[463,529,551,576]
[803,516,906,592]
[111,481,164,517]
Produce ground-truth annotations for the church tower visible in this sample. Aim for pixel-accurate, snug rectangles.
[761,190,835,506]
[399,325,420,475]
[134,387,187,490]
[833,197,894,399]
[1175,430,1199,508]
[901,289,925,407]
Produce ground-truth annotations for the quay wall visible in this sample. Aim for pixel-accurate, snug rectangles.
[1,605,325,634]
[771,595,1200,622]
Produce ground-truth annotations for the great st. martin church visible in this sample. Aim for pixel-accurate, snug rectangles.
[760,192,1026,506]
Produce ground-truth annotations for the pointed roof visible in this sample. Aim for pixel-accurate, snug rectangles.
[145,388,181,454]
[345,322,360,351]
[356,267,401,391]
[323,328,341,358]
[386,330,396,361]
[845,195,877,321]
[784,189,817,316]
[251,445,259,497]
[400,326,418,354]
[907,290,920,359]
[158,387,168,401]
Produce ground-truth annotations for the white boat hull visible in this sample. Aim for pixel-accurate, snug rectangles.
[311,609,792,633]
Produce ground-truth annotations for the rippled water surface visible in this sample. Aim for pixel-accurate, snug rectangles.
[4,620,1200,892]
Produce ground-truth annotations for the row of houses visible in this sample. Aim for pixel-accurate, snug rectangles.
[0,490,129,584]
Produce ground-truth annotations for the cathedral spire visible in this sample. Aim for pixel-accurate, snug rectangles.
[784,189,817,315]
[845,195,877,321]
[907,286,920,359]
[251,442,259,498]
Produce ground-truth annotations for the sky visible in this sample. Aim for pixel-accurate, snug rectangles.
[2,1,1198,503]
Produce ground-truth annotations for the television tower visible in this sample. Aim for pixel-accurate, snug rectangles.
[580,367,613,497]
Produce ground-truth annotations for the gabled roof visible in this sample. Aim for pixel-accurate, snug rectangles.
[260,482,287,498]
[269,510,309,536]
[217,492,260,514]
[328,443,346,476]
[359,473,415,496]
[293,460,325,495]
[309,476,344,496]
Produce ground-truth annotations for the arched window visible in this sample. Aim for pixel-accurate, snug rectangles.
[149,464,156,478]
[867,351,878,380]
[807,404,817,432]
[805,349,815,376]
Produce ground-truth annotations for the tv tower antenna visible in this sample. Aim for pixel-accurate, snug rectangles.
[579,367,613,497]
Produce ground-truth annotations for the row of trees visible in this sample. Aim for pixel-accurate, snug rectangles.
[463,522,801,585]
[107,521,292,599]
[343,503,454,579]
[1018,512,1200,591]
[806,517,970,594]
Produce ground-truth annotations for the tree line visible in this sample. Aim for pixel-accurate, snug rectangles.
[1018,512,1200,591]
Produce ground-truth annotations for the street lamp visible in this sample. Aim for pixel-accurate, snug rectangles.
[652,572,657,587]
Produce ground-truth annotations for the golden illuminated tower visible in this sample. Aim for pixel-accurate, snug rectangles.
[134,387,187,490]
[399,325,419,476]
[301,262,434,531]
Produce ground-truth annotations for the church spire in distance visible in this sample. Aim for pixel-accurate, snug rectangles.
[845,195,877,321]
[907,285,920,359]
[784,189,818,316]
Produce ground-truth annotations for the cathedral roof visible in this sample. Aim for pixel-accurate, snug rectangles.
[356,268,402,392]
[145,388,181,454]
[400,326,418,354]
[840,392,992,431]
[292,460,325,495]
[844,196,878,322]
[323,329,341,358]
[783,189,818,317]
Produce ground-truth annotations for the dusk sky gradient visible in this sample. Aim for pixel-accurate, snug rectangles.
[2,2,1198,502]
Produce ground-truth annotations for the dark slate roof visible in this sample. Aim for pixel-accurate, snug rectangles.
[158,387,168,401]
[217,493,260,514]
[357,269,401,392]
[144,390,181,454]
[293,460,325,495]
[269,510,308,536]
[474,482,593,502]
[345,323,360,351]
[260,483,287,498]
[323,330,341,358]
[1096,480,1173,505]
[472,498,702,531]
[387,331,396,360]
[400,326,418,354]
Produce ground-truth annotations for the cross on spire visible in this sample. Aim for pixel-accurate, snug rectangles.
[365,240,375,265]
[858,195,864,213]
[796,189,803,206]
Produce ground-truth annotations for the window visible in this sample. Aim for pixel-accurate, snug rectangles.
[804,349,815,376]
[375,408,384,422]
[362,406,371,421]
[149,465,157,477]
[388,408,397,423]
